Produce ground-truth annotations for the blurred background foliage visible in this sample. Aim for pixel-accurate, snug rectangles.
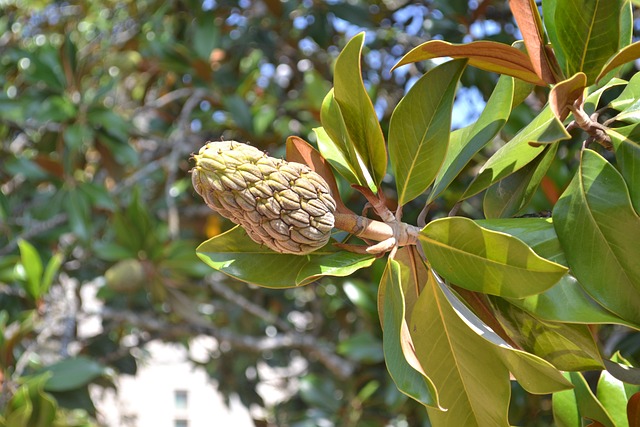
[1,1,639,426]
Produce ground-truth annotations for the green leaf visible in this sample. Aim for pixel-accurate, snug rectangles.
[223,95,254,133]
[542,0,567,81]
[462,104,570,199]
[389,59,466,205]
[420,217,568,298]
[607,125,640,214]
[434,274,571,394]
[483,143,558,218]
[604,357,640,386]
[378,259,440,408]
[591,0,633,84]
[40,253,63,297]
[393,40,546,85]
[336,332,384,364]
[491,297,604,371]
[63,123,93,151]
[43,357,107,392]
[17,240,43,300]
[196,226,375,288]
[409,270,511,426]
[509,274,639,329]
[553,149,640,325]
[553,372,616,427]
[584,77,627,115]
[65,188,91,242]
[193,14,220,60]
[333,32,387,191]
[597,42,640,83]
[598,362,636,427]
[611,74,640,111]
[429,75,514,202]
[548,0,621,85]
[478,218,640,328]
[477,217,565,263]
[314,125,362,187]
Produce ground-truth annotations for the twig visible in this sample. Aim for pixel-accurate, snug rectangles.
[568,103,612,150]
[98,307,355,379]
[165,88,209,240]
[207,278,292,332]
[0,213,67,256]
[334,212,421,248]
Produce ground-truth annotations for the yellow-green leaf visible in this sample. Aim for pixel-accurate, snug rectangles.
[333,32,387,191]
[553,149,640,325]
[420,217,568,298]
[389,59,467,205]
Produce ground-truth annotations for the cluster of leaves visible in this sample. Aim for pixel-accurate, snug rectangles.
[0,0,533,426]
[197,0,640,426]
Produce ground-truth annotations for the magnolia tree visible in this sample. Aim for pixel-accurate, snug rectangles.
[192,1,640,425]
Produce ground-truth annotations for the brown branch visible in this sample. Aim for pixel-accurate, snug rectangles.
[0,213,68,256]
[207,278,292,332]
[98,307,355,379]
[568,103,613,150]
[334,212,421,249]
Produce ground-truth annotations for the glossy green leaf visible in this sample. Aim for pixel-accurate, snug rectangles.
[314,126,362,187]
[509,274,639,329]
[389,59,466,205]
[478,218,640,328]
[542,0,567,81]
[611,74,640,111]
[477,218,564,263]
[483,143,558,218]
[43,357,107,392]
[598,360,637,427]
[393,246,428,318]
[319,92,368,187]
[620,0,633,49]
[548,0,621,85]
[378,259,441,408]
[553,149,640,325]
[333,32,387,190]
[584,77,627,115]
[612,99,640,124]
[410,270,512,426]
[429,75,514,203]
[604,357,640,386]
[393,40,546,85]
[592,0,633,83]
[491,297,603,371]
[598,41,640,82]
[420,217,567,298]
[17,240,43,300]
[197,226,375,288]
[553,372,616,427]
[462,104,570,199]
[607,124,640,213]
[428,271,570,394]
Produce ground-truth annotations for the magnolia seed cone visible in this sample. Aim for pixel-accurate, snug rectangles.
[192,140,336,255]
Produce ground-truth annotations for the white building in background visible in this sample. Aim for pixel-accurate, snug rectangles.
[80,283,255,427]
[95,341,255,427]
